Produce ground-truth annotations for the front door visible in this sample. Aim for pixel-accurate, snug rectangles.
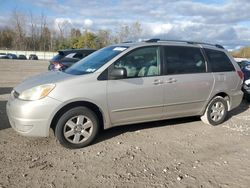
[107,46,164,125]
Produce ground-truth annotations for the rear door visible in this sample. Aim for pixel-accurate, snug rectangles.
[107,46,165,125]
[162,46,214,118]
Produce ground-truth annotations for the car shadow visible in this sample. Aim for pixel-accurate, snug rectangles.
[0,101,10,130]
[94,100,250,145]
[0,87,12,130]
[93,116,200,145]
[227,99,250,118]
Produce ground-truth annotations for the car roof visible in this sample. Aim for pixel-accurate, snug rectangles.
[114,39,226,52]
[58,48,96,54]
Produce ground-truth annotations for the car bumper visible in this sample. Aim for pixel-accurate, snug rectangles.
[243,84,250,94]
[6,94,61,137]
[229,90,243,111]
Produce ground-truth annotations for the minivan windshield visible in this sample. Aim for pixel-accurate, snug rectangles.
[64,46,128,75]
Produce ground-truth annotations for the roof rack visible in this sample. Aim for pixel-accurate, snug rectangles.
[144,38,224,49]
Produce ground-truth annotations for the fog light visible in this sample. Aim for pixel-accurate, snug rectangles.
[16,124,33,132]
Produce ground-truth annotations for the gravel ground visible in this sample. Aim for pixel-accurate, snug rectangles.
[0,59,250,188]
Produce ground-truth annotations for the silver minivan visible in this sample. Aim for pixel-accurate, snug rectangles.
[6,39,244,148]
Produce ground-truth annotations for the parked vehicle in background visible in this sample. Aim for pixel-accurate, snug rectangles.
[0,53,7,59]
[6,53,18,59]
[29,54,38,60]
[7,39,243,149]
[48,48,96,71]
[18,54,27,60]
[237,60,250,101]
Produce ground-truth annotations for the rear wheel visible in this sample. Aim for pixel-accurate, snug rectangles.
[55,107,99,149]
[201,96,228,126]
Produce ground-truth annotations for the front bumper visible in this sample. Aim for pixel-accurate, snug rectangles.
[6,93,61,137]
[243,83,250,95]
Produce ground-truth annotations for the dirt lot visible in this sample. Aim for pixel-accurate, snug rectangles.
[0,59,250,188]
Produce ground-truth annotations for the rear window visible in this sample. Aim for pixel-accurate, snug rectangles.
[205,49,235,72]
[52,54,64,61]
[64,53,83,59]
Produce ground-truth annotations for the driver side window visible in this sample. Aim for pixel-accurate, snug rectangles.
[114,46,161,78]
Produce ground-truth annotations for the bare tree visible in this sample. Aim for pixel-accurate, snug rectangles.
[29,11,39,51]
[4,10,144,51]
[70,28,81,38]
[115,22,142,43]
[96,29,112,48]
[0,27,14,49]
[116,24,130,43]
[11,9,26,50]
[39,12,47,51]
[56,18,71,39]
[130,21,142,40]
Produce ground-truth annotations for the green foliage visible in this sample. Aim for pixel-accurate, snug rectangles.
[72,31,97,49]
[231,47,250,58]
[57,40,71,51]
[0,20,142,51]
[0,28,14,48]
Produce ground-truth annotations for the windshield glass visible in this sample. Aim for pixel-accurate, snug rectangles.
[64,46,128,75]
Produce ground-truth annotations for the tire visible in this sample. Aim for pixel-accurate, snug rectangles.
[201,96,228,126]
[55,107,99,149]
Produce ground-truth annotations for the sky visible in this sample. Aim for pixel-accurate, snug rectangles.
[0,0,249,50]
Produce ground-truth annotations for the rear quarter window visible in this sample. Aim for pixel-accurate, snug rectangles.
[205,49,235,72]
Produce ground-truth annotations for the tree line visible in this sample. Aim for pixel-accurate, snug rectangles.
[231,47,250,58]
[1,10,249,56]
[0,10,142,51]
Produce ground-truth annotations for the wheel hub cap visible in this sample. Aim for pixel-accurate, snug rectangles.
[210,101,225,122]
[63,115,94,144]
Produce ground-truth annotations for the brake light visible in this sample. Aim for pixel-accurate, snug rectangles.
[237,70,244,80]
[53,62,63,70]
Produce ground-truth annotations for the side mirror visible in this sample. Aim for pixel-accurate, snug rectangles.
[110,68,127,79]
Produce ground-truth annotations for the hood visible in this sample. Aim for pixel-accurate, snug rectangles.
[14,71,73,93]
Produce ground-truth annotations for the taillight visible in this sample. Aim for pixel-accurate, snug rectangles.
[237,70,244,80]
[53,62,63,70]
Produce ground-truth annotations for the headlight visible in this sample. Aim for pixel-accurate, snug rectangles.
[18,84,55,101]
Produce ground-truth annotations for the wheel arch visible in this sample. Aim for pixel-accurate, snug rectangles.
[213,92,230,110]
[201,92,230,115]
[50,101,105,133]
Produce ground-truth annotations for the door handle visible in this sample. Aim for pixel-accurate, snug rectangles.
[153,79,163,85]
[165,78,177,83]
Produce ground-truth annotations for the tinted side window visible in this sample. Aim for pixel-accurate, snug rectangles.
[164,46,206,75]
[204,49,235,72]
[73,53,83,59]
[113,46,160,78]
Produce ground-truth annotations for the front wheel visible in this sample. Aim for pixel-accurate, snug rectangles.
[55,107,99,149]
[201,96,228,126]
